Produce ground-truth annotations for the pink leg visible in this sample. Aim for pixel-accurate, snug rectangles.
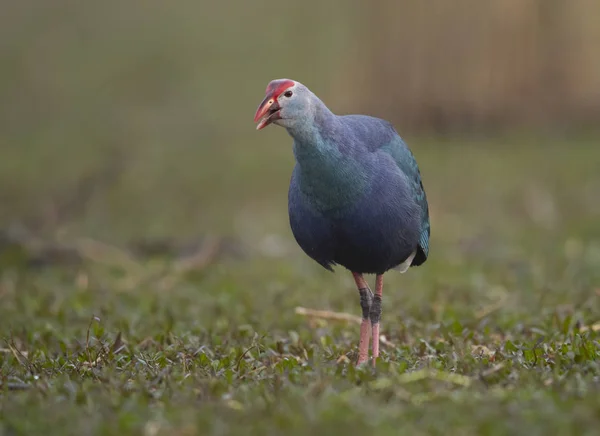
[352,272,372,365]
[358,320,371,365]
[371,274,384,366]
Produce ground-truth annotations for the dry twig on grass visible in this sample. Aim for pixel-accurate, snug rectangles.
[579,322,600,333]
[295,307,362,324]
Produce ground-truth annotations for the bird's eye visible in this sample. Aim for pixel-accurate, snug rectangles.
[284,90,293,98]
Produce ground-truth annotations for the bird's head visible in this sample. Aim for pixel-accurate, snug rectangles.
[253,79,313,131]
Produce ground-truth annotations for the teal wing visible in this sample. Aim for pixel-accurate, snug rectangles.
[380,134,430,265]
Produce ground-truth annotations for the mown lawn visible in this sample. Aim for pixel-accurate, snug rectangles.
[1,135,599,435]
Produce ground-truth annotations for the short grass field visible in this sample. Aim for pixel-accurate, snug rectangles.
[1,134,600,435]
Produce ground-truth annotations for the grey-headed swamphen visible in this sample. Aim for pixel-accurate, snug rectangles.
[254,79,430,366]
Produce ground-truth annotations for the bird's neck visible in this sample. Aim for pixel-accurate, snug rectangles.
[289,109,369,214]
[285,99,334,145]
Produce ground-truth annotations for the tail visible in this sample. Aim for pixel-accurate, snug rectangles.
[411,222,430,267]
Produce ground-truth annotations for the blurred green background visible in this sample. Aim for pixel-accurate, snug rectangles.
[2,0,598,244]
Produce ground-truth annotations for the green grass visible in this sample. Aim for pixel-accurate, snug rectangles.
[1,136,600,435]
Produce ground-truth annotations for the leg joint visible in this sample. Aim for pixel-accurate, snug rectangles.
[369,294,382,325]
[358,287,372,320]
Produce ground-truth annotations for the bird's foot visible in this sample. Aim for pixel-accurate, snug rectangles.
[356,356,372,368]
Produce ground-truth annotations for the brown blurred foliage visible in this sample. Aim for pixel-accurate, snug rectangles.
[357,0,600,132]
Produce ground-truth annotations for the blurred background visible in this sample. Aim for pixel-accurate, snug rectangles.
[1,0,599,273]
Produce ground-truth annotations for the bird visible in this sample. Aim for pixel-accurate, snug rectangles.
[253,79,430,366]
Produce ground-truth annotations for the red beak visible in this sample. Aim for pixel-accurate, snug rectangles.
[254,94,281,130]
